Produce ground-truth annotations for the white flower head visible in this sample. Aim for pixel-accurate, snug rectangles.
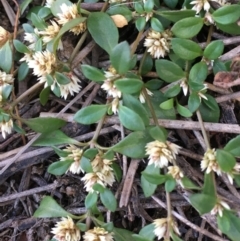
[111,98,119,114]
[211,200,230,217]
[153,218,167,240]
[144,29,172,59]
[83,227,113,241]
[190,0,211,13]
[57,3,86,35]
[60,145,84,174]
[51,216,81,241]
[146,140,181,168]
[27,50,56,79]
[45,0,56,8]
[0,26,11,47]
[57,73,81,100]
[180,79,188,96]
[81,172,106,193]
[0,118,13,139]
[0,70,14,86]
[23,28,39,50]
[201,148,221,175]
[168,166,184,180]
[139,88,153,103]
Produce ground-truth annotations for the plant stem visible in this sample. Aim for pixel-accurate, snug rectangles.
[166,190,172,240]
[10,82,44,108]
[131,30,144,56]
[91,114,107,143]
[69,31,88,65]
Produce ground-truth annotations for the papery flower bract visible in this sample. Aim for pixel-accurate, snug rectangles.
[101,70,121,98]
[211,200,230,217]
[0,118,13,139]
[153,218,168,240]
[190,0,210,13]
[146,140,181,168]
[204,12,214,25]
[57,3,86,35]
[139,88,153,103]
[0,26,11,47]
[111,98,119,114]
[20,53,33,63]
[51,216,81,241]
[180,79,188,96]
[57,73,81,100]
[201,148,221,175]
[83,227,113,241]
[27,50,56,81]
[168,166,184,180]
[60,144,84,174]
[38,20,62,49]
[81,172,106,192]
[0,70,14,86]
[45,0,56,8]
[198,84,208,101]
[144,29,172,59]
[23,28,39,50]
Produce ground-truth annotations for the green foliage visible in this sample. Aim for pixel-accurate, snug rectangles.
[149,126,167,142]
[171,38,203,60]
[224,135,240,157]
[23,117,66,133]
[141,166,158,197]
[18,62,29,81]
[40,87,51,106]
[151,18,164,32]
[156,59,185,82]
[47,160,73,175]
[13,40,30,54]
[156,10,196,22]
[171,17,203,38]
[74,105,108,124]
[81,65,105,82]
[0,41,12,73]
[87,12,118,55]
[118,105,145,131]
[100,188,117,212]
[80,157,93,173]
[165,177,176,192]
[112,130,152,158]
[216,149,236,172]
[189,62,208,84]
[176,103,192,117]
[136,17,146,31]
[139,224,155,240]
[217,210,240,241]
[85,192,98,209]
[203,40,224,60]
[34,196,78,218]
[115,78,143,94]
[113,228,134,241]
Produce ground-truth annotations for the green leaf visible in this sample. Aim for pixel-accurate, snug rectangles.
[217,210,240,241]
[113,228,134,241]
[20,0,33,15]
[84,148,99,160]
[216,22,240,35]
[144,79,163,90]
[55,72,70,85]
[110,41,131,75]
[142,172,167,185]
[80,156,93,173]
[23,117,66,133]
[122,93,149,126]
[171,38,203,60]
[224,135,240,157]
[171,231,184,241]
[203,40,224,60]
[149,126,167,142]
[22,23,35,33]
[18,62,29,81]
[76,223,87,232]
[38,7,51,18]
[165,178,176,192]
[53,17,86,52]
[213,59,227,75]
[33,130,79,146]
[139,223,155,240]
[132,234,152,241]
[176,103,192,117]
[100,188,117,212]
[1,85,13,100]
[212,5,240,25]
[47,160,73,175]
[51,146,69,157]
[150,18,164,32]
[144,0,154,12]
[92,183,105,193]
[189,193,217,215]
[189,62,208,84]
[34,196,78,218]
[0,41,12,73]
[74,105,108,125]
[87,12,118,55]
[156,59,185,82]
[171,17,203,38]
[181,176,200,190]
[107,6,132,22]
[115,78,143,94]
[118,105,145,131]
[164,0,178,8]
[216,149,236,172]
[199,95,220,122]
[50,0,72,16]
[81,65,105,82]
[111,162,122,182]
[40,86,51,106]
[102,222,114,232]
[234,174,240,187]
[135,17,146,31]
[30,13,47,30]
[202,173,216,195]
[140,54,153,75]
[13,40,30,54]
[85,192,98,209]
[155,10,196,22]
[160,98,174,110]
[188,92,201,112]
[164,84,181,98]
[111,131,152,158]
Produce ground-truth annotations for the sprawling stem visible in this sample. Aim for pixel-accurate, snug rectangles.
[131,30,144,56]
